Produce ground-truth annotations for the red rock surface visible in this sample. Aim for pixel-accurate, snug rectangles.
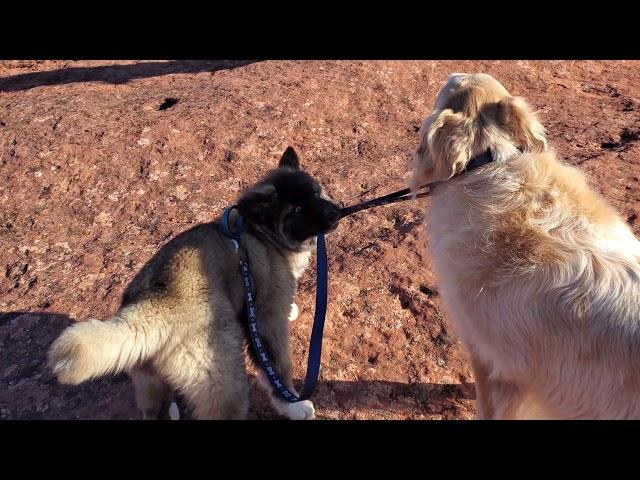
[1,60,638,420]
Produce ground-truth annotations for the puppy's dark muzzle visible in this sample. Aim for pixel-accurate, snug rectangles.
[322,202,341,233]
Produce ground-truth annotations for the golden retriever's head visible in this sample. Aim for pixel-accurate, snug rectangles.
[411,73,547,187]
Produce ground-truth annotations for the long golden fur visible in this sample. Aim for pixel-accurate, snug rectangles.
[412,73,640,419]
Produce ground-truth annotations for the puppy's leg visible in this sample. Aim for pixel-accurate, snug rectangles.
[185,372,250,420]
[130,363,174,420]
[256,369,315,420]
[174,324,250,420]
[251,314,314,419]
[288,303,299,322]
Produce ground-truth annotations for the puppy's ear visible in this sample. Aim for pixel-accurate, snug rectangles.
[494,96,546,152]
[410,109,473,188]
[237,183,278,219]
[279,146,300,170]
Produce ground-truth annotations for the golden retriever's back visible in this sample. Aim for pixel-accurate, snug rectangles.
[428,150,640,418]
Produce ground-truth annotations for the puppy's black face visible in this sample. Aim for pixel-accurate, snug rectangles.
[237,147,340,251]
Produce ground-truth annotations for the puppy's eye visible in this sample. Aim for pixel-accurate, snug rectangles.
[314,192,320,198]
[294,206,303,214]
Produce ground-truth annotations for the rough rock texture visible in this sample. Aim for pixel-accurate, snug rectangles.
[1,60,638,419]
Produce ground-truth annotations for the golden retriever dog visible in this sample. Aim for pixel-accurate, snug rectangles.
[411,73,640,419]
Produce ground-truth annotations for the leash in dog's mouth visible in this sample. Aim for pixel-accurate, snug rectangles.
[339,149,495,219]
[339,183,433,219]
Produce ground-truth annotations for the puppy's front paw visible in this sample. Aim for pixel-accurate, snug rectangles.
[288,303,299,322]
[284,399,315,420]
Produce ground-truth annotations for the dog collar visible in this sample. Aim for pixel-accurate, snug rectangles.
[463,149,494,173]
[219,205,245,251]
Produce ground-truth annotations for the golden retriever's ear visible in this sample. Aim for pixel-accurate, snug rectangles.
[494,96,547,152]
[411,109,473,188]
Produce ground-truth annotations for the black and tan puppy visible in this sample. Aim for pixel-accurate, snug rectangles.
[48,147,340,420]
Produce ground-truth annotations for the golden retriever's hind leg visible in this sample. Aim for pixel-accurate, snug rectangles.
[469,353,494,419]
[469,353,526,419]
[489,379,525,419]
[130,363,174,420]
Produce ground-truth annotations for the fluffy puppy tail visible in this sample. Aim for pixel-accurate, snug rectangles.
[48,308,168,385]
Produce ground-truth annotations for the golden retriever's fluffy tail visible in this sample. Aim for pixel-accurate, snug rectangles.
[48,310,167,385]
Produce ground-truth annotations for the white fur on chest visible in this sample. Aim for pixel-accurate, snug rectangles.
[287,249,312,281]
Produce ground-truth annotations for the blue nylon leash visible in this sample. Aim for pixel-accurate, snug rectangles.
[338,149,495,218]
[219,206,328,403]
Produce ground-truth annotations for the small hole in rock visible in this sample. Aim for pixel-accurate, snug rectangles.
[158,98,179,111]
[38,300,51,309]
[419,284,438,297]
